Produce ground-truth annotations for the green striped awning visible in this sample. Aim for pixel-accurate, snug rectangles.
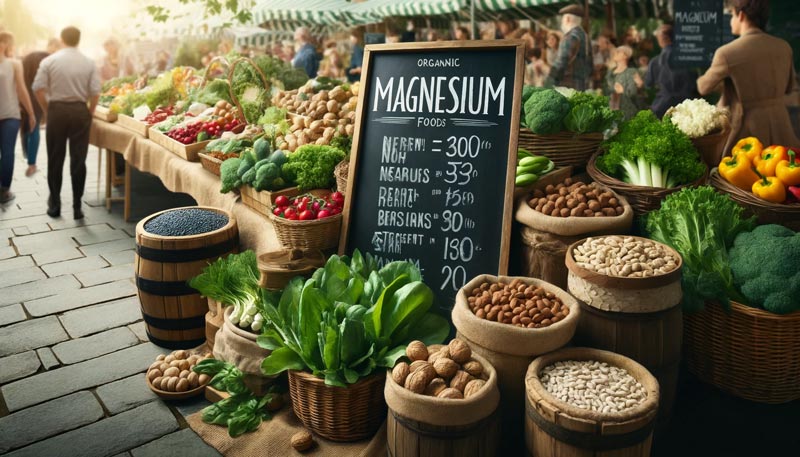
[348,0,466,18]
[251,0,374,27]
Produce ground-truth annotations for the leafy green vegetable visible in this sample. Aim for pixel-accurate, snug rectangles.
[258,251,449,387]
[189,78,233,107]
[329,135,352,156]
[189,251,260,314]
[523,89,570,134]
[281,145,346,190]
[257,106,287,126]
[597,110,704,187]
[564,91,622,134]
[729,224,800,314]
[645,186,756,311]
[102,75,138,93]
[144,72,180,111]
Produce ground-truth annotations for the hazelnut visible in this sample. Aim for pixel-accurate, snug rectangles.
[147,369,162,382]
[437,388,464,399]
[164,355,175,364]
[163,367,180,378]
[156,354,166,361]
[179,370,191,379]
[404,370,430,394]
[198,374,211,385]
[176,378,190,392]
[173,350,188,360]
[166,376,179,392]
[462,360,484,378]
[433,358,459,379]
[152,376,163,388]
[406,341,429,362]
[158,363,170,373]
[148,361,162,371]
[448,339,472,364]
[464,379,487,398]
[424,378,447,397]
[291,430,314,452]
[450,370,473,392]
[392,362,410,386]
[187,372,200,388]
[177,360,190,371]
[428,347,450,363]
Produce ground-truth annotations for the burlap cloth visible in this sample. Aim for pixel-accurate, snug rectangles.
[89,120,279,254]
[187,404,387,457]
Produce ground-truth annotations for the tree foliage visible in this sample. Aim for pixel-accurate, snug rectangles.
[146,0,253,27]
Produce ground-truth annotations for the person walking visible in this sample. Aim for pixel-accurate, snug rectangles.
[0,32,36,204]
[645,24,697,119]
[291,27,319,79]
[346,28,364,83]
[605,45,643,121]
[20,38,60,178]
[544,4,593,91]
[32,26,100,219]
[697,0,799,158]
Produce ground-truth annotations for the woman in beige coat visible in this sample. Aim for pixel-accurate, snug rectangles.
[697,0,799,160]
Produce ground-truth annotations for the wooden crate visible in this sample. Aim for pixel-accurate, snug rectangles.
[148,127,210,162]
[93,105,117,122]
[239,185,300,218]
[116,114,149,137]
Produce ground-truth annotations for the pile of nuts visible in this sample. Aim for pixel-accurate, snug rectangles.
[467,279,569,329]
[540,360,647,413]
[528,179,625,218]
[573,236,679,278]
[392,339,488,400]
[272,81,358,151]
[146,350,212,393]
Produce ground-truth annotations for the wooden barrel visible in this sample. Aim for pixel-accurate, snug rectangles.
[386,353,501,457]
[565,237,683,426]
[205,298,223,349]
[525,348,660,457]
[135,206,238,349]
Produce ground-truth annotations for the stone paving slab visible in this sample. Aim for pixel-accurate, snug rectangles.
[128,321,148,342]
[130,429,221,457]
[101,249,135,266]
[0,266,47,289]
[0,255,34,273]
[0,304,26,327]
[12,233,79,255]
[1,342,168,411]
[76,263,134,287]
[74,228,131,247]
[95,374,159,415]
[0,391,104,453]
[41,255,108,278]
[53,327,139,365]
[0,245,15,259]
[0,274,81,307]
[31,246,84,265]
[36,347,60,370]
[0,351,41,384]
[26,223,52,234]
[12,226,30,236]
[0,316,69,357]
[59,296,143,338]
[5,401,179,457]
[25,279,136,317]
[0,214,53,231]
[80,238,137,257]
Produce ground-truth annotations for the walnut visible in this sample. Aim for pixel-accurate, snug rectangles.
[464,379,486,398]
[291,430,314,452]
[433,357,459,379]
[437,388,464,399]
[428,347,450,363]
[448,339,472,364]
[404,370,430,394]
[408,361,436,384]
[449,370,473,392]
[462,360,484,378]
[392,362,410,386]
[427,344,446,354]
[406,341,429,362]
[424,378,447,397]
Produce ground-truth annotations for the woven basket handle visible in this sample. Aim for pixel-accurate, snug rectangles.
[227,57,270,123]
[201,56,231,88]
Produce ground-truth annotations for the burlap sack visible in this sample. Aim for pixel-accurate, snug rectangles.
[213,307,275,395]
[384,352,499,427]
[451,274,580,453]
[187,402,386,457]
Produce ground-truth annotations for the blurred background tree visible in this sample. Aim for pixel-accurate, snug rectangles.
[0,0,49,46]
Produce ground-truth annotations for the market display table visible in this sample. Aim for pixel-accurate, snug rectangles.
[89,119,279,253]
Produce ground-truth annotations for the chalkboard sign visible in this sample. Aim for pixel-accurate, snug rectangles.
[672,0,724,68]
[339,41,525,310]
[365,33,386,45]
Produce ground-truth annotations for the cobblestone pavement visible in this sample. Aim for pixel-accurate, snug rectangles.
[0,138,221,456]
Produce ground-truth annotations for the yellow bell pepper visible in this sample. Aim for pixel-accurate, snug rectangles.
[718,154,760,190]
[755,145,789,177]
[732,137,763,161]
[776,149,800,186]
[752,174,787,203]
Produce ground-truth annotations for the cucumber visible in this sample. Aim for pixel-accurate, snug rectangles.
[515,173,539,187]
[519,155,550,167]
[539,161,556,175]
[517,148,532,159]
[517,162,549,175]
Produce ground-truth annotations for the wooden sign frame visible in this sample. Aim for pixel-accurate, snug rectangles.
[339,40,525,290]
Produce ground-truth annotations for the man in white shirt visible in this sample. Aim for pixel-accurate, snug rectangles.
[32,26,100,219]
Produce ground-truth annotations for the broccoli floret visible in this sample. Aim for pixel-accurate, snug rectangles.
[220,158,243,193]
[523,89,570,134]
[237,155,255,179]
[729,224,800,314]
[254,163,281,191]
[241,167,258,185]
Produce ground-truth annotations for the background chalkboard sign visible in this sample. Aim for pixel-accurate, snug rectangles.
[339,41,525,311]
[672,0,724,68]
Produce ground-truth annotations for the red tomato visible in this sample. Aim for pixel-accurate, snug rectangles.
[311,201,321,212]
[331,192,344,205]
[299,210,315,221]
[317,210,331,219]
[284,208,297,219]
[330,207,342,215]
[292,198,300,206]
[274,196,289,207]
[272,207,283,216]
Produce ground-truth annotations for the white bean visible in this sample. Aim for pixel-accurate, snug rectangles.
[540,360,646,413]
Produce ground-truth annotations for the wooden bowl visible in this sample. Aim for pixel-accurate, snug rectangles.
[146,375,209,400]
[565,235,683,290]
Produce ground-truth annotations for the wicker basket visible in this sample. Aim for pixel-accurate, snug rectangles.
[288,370,387,442]
[517,129,604,168]
[239,185,301,218]
[268,212,342,250]
[198,152,223,177]
[709,168,800,230]
[587,151,709,215]
[684,301,800,404]
[690,127,730,168]
[334,160,349,194]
